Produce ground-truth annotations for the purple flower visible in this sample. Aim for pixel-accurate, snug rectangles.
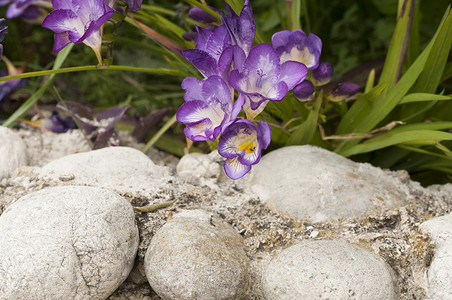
[293,80,315,102]
[176,75,244,141]
[229,43,307,119]
[42,0,114,63]
[125,0,142,12]
[328,82,361,102]
[183,25,232,78]
[272,29,322,69]
[1,0,52,20]
[189,6,218,24]
[221,0,255,55]
[218,119,271,179]
[311,62,333,86]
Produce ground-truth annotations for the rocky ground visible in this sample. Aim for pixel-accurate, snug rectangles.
[0,127,451,299]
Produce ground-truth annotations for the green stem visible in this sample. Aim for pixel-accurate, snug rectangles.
[142,113,178,153]
[0,65,188,82]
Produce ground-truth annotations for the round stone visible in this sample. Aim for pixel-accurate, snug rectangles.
[421,213,452,299]
[0,127,27,180]
[144,209,249,300]
[39,146,171,195]
[176,152,221,179]
[0,186,139,299]
[249,145,406,222]
[262,240,398,299]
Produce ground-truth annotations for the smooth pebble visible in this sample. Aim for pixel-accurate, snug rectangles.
[144,209,249,300]
[0,186,139,300]
[0,127,27,180]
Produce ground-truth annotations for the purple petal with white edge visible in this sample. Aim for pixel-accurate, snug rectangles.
[218,45,246,76]
[181,77,203,102]
[224,157,251,180]
[201,75,232,107]
[231,94,245,121]
[177,100,226,141]
[257,120,272,149]
[280,60,308,90]
[183,49,218,77]
[204,25,231,61]
[53,32,72,53]
[221,1,255,55]
[184,119,218,142]
[271,30,291,50]
[42,9,78,33]
[194,26,214,50]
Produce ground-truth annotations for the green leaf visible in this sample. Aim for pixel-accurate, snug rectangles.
[399,93,452,104]
[2,44,74,128]
[285,92,322,145]
[341,130,452,157]
[378,0,414,90]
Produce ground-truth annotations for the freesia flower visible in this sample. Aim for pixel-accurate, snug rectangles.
[218,119,271,179]
[0,0,52,20]
[229,43,307,119]
[272,29,322,69]
[176,75,244,141]
[311,62,333,86]
[42,0,114,64]
[328,82,361,102]
[221,0,255,55]
[188,6,218,24]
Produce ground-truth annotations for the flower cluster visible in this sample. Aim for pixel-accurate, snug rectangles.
[178,1,308,179]
[178,1,360,180]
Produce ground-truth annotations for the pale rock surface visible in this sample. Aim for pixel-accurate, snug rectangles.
[0,186,139,300]
[144,209,249,300]
[420,213,452,299]
[262,240,399,299]
[249,145,407,222]
[0,127,27,180]
[39,146,171,196]
[177,151,221,179]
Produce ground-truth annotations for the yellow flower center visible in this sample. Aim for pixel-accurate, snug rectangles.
[238,141,256,154]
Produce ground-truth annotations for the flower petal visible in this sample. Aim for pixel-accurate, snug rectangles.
[280,60,308,90]
[224,157,251,180]
[181,77,203,102]
[42,9,78,33]
[183,49,218,78]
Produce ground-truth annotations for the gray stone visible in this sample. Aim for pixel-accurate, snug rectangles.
[144,209,249,300]
[176,152,221,179]
[39,146,171,195]
[0,186,139,300]
[420,213,452,299]
[249,145,407,222]
[262,240,398,299]
[0,127,27,180]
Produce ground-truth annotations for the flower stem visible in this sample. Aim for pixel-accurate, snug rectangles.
[0,65,188,82]
[142,113,177,153]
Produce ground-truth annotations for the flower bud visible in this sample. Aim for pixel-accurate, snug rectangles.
[328,82,360,102]
[189,7,218,24]
[293,80,315,102]
[311,62,333,86]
